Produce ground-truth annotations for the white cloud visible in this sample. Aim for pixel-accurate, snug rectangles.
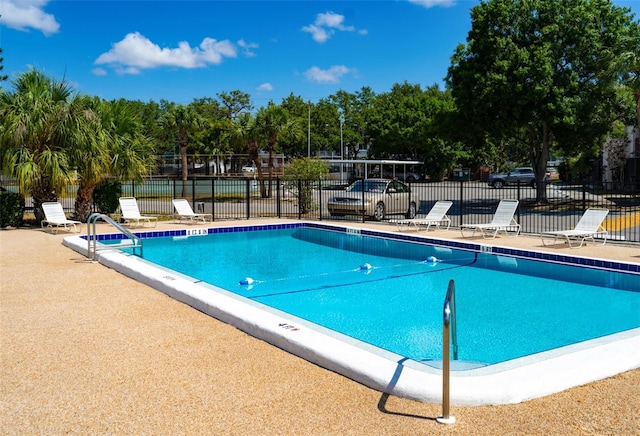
[408,0,456,8]
[315,12,354,31]
[94,32,239,74]
[0,0,60,36]
[91,68,108,76]
[301,12,364,43]
[304,65,352,84]
[257,83,273,91]
[301,24,331,43]
[237,39,259,57]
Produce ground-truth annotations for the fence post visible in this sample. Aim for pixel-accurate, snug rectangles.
[516,181,521,223]
[297,180,302,220]
[318,178,323,221]
[458,179,464,227]
[191,177,196,205]
[362,179,366,223]
[277,178,281,218]
[245,178,250,219]
[211,178,216,221]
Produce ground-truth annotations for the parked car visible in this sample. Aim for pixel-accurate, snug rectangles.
[327,178,417,221]
[241,164,256,173]
[487,167,550,188]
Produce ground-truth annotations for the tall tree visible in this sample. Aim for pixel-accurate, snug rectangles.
[616,21,640,129]
[229,112,263,182]
[159,104,203,196]
[217,90,252,120]
[67,96,111,221]
[447,0,636,201]
[70,96,153,222]
[254,103,302,197]
[0,69,77,223]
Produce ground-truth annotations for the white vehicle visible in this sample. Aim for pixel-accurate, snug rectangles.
[327,178,417,221]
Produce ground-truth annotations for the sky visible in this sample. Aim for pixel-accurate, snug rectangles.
[1,0,639,108]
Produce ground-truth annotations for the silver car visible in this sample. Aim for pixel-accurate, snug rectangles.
[488,167,550,188]
[327,178,417,221]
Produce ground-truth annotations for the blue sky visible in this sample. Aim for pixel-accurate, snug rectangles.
[1,1,638,108]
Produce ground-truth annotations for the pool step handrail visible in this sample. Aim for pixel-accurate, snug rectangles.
[87,213,143,261]
[437,279,457,425]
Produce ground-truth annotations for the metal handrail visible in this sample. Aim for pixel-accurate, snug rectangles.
[445,279,458,360]
[437,279,457,425]
[87,213,143,261]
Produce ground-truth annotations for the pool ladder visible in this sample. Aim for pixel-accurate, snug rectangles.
[87,213,143,261]
[437,279,457,425]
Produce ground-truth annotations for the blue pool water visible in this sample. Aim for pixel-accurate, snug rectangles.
[124,227,640,367]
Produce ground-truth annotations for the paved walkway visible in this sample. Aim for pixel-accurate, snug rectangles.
[1,220,639,435]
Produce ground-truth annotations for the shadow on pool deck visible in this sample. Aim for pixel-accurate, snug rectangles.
[1,219,639,435]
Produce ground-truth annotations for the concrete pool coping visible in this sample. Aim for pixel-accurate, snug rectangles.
[62,220,640,406]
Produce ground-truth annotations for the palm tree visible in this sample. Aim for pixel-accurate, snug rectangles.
[65,96,111,221]
[105,99,155,182]
[0,69,78,223]
[159,104,203,197]
[254,103,302,197]
[229,112,259,166]
[70,98,153,221]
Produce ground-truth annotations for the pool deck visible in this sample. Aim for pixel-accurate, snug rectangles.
[2,219,639,435]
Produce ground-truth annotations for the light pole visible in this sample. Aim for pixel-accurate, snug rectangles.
[307,101,311,157]
[339,113,344,181]
[340,114,344,160]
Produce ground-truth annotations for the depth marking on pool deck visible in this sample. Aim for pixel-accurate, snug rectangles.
[480,245,492,253]
[279,323,300,332]
[186,228,208,236]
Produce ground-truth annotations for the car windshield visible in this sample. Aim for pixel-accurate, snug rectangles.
[347,180,387,193]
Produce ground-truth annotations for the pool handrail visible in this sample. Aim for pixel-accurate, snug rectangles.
[438,279,457,425]
[87,213,143,261]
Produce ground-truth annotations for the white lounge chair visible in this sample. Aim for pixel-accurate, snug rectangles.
[540,208,609,248]
[118,197,158,228]
[390,200,453,232]
[460,199,520,239]
[41,202,81,233]
[172,199,212,224]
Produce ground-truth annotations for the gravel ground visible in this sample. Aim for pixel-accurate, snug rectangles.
[1,222,639,435]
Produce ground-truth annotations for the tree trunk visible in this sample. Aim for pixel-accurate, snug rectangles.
[180,144,188,197]
[636,92,640,132]
[267,146,274,198]
[531,123,551,204]
[31,183,58,225]
[75,182,95,222]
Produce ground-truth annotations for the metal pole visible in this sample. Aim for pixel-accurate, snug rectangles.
[437,280,456,425]
[308,102,311,157]
[340,114,344,182]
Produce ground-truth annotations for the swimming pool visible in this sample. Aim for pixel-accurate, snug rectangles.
[64,222,640,405]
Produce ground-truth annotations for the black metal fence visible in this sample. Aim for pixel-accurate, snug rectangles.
[3,176,639,243]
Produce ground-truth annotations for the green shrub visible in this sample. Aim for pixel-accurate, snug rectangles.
[93,179,122,214]
[0,190,25,228]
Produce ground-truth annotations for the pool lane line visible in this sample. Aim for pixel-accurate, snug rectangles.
[245,260,478,300]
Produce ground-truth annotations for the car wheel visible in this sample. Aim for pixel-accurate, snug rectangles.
[493,180,504,189]
[374,202,385,221]
[406,202,417,219]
